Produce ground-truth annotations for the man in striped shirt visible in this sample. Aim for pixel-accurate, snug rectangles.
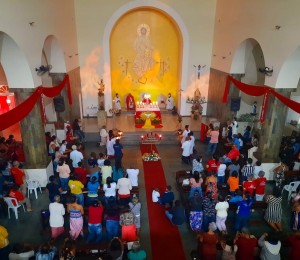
[241,158,254,182]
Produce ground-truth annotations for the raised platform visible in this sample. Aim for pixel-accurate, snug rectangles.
[82,112,203,145]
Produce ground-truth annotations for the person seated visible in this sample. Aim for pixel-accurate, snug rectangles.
[107,237,124,260]
[35,241,57,260]
[152,188,160,203]
[60,238,76,260]
[8,185,32,212]
[287,231,300,260]
[160,185,174,207]
[9,243,35,260]
[127,241,147,260]
[165,200,186,225]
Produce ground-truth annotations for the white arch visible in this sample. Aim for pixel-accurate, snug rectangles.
[102,0,189,114]
[276,46,300,89]
[43,35,67,73]
[0,31,34,88]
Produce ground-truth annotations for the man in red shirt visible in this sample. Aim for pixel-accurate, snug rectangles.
[254,171,266,201]
[10,161,26,196]
[8,185,32,211]
[223,145,240,163]
[235,228,258,260]
[206,154,220,173]
[243,174,256,197]
[86,200,104,243]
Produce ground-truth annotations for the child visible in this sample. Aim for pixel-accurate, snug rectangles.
[87,152,97,168]
[152,188,160,203]
[229,189,243,203]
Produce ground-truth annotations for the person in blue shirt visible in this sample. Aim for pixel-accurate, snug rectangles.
[160,185,175,207]
[235,191,253,232]
[232,135,240,150]
[87,152,98,168]
[243,126,252,144]
[229,189,243,204]
[87,176,100,206]
[113,138,123,165]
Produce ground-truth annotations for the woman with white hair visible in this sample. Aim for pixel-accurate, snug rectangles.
[49,195,65,239]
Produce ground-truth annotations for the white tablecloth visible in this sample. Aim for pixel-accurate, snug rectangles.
[136,105,160,112]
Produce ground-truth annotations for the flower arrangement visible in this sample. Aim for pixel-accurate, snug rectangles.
[142,150,161,161]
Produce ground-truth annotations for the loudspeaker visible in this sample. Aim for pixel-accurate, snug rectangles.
[53,97,65,112]
[230,98,241,112]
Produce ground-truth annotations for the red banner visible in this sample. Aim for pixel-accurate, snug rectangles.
[223,75,300,124]
[0,75,71,131]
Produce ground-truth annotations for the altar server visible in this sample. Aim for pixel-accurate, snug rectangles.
[166,93,174,110]
[114,93,121,111]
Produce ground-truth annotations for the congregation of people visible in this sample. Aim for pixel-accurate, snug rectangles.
[0,120,146,260]
[176,121,300,259]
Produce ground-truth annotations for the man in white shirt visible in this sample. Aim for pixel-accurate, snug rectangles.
[126,167,139,187]
[181,136,191,164]
[181,125,190,144]
[70,145,83,168]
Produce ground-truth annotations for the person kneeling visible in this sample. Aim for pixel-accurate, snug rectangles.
[165,200,186,225]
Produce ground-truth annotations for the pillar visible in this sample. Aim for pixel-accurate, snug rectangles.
[257,90,290,162]
[50,73,71,123]
[14,89,49,168]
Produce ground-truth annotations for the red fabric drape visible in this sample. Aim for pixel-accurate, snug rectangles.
[223,75,300,124]
[0,75,71,131]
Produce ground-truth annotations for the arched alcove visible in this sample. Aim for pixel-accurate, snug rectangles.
[0,31,34,89]
[230,38,265,116]
[109,8,182,109]
[101,0,189,115]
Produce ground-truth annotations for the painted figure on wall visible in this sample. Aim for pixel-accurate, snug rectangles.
[133,24,154,81]
[126,93,136,110]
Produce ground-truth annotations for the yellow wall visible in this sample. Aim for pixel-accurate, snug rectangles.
[110,8,181,105]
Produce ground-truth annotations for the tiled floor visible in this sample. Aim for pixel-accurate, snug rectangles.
[0,115,295,259]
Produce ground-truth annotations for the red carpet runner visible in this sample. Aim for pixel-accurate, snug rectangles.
[140,144,186,260]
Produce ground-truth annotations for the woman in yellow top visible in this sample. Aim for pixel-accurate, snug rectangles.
[68,175,84,206]
[0,225,10,259]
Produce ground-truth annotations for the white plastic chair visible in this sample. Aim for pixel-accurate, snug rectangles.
[281,181,300,201]
[26,179,42,199]
[4,197,25,219]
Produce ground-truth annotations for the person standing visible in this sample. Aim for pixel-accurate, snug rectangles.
[113,139,123,165]
[87,200,104,244]
[126,166,139,187]
[69,145,83,169]
[129,196,142,237]
[68,175,84,206]
[202,192,216,232]
[235,228,258,260]
[234,191,253,232]
[166,93,174,110]
[117,176,132,205]
[258,232,281,260]
[231,117,238,135]
[181,125,190,144]
[188,190,203,233]
[99,125,108,146]
[198,222,218,260]
[215,195,229,233]
[254,171,266,201]
[49,195,65,239]
[264,187,283,231]
[67,195,84,240]
[106,131,116,159]
[113,93,122,111]
[207,127,219,155]
[119,206,137,242]
[181,136,191,164]
[188,131,195,156]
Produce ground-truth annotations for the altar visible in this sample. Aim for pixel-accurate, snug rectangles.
[135,105,163,128]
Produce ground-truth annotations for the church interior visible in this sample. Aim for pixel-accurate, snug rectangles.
[1,0,300,259]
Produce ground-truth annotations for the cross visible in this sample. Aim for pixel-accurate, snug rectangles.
[125,59,131,75]
[156,59,165,76]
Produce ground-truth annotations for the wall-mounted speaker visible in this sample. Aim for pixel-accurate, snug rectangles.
[53,96,65,112]
[230,97,241,112]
